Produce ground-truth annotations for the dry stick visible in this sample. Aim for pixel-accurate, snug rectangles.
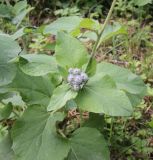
[85,0,117,72]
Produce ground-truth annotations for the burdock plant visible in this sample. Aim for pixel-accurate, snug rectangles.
[0,0,146,160]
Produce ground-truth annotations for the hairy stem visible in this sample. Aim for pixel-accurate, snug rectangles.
[91,0,117,57]
[85,0,117,72]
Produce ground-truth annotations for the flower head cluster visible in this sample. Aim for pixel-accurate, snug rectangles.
[67,68,88,91]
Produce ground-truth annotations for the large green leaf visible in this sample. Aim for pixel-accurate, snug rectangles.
[47,83,77,111]
[76,75,133,116]
[68,127,110,160]
[96,62,146,96]
[0,34,21,86]
[44,16,82,35]
[19,54,58,76]
[11,106,70,160]
[55,32,89,69]
[12,106,109,160]
[0,134,14,160]
[6,69,55,106]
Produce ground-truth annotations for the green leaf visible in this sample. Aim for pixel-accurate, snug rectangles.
[0,64,17,87]
[6,68,55,106]
[49,73,63,86]
[83,31,97,41]
[0,124,8,141]
[96,62,146,96]
[0,103,13,120]
[0,92,9,101]
[83,23,127,43]
[0,34,21,65]
[147,85,153,96]
[2,92,25,107]
[84,58,97,77]
[101,23,127,40]
[55,32,89,69]
[11,28,25,40]
[11,106,70,160]
[79,18,100,31]
[126,92,143,107]
[98,23,127,46]
[44,16,82,35]
[0,4,12,18]
[0,134,14,160]
[57,65,69,79]
[12,7,33,27]
[19,54,58,76]
[12,106,109,160]
[134,0,152,6]
[70,27,81,37]
[83,113,104,131]
[0,34,21,86]
[148,119,153,128]
[47,84,77,111]
[76,75,133,116]
[38,113,69,160]
[68,127,110,160]
[13,0,27,15]
[65,100,77,111]
[11,1,33,27]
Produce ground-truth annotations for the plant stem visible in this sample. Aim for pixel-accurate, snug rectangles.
[12,110,20,118]
[109,117,114,144]
[57,129,67,139]
[95,0,117,53]
[85,0,117,72]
